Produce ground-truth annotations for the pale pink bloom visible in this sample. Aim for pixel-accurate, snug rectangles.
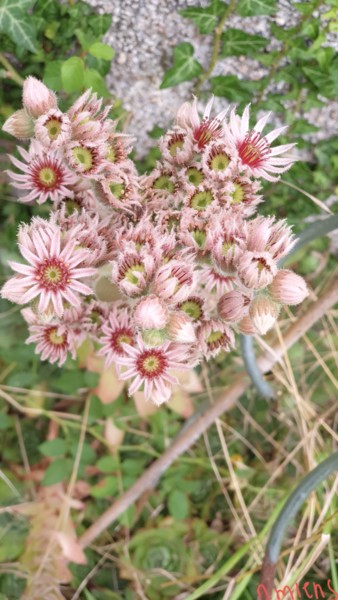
[35,109,71,148]
[176,96,228,150]
[199,265,235,297]
[141,165,177,202]
[220,176,262,215]
[26,323,75,367]
[237,251,277,289]
[249,296,280,334]
[96,164,140,213]
[185,184,218,215]
[66,141,107,177]
[160,128,194,166]
[6,141,76,204]
[1,222,96,317]
[201,141,238,181]
[269,269,309,305]
[177,294,206,323]
[247,216,295,261]
[56,210,109,266]
[115,335,189,404]
[152,260,196,304]
[197,319,235,359]
[134,295,169,330]
[167,312,196,343]
[210,215,248,273]
[67,89,114,145]
[22,76,57,118]
[218,290,251,322]
[112,251,157,297]
[179,210,210,253]
[224,105,296,181]
[2,109,34,139]
[97,307,135,368]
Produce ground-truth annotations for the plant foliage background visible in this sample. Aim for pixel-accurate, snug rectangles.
[0,0,337,598]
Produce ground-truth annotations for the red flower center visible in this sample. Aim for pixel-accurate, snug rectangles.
[194,118,222,150]
[237,131,270,168]
[35,258,70,291]
[136,349,167,379]
[110,327,134,355]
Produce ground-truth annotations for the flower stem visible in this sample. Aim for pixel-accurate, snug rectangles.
[260,452,338,598]
[240,335,275,399]
[194,0,237,96]
[0,53,24,86]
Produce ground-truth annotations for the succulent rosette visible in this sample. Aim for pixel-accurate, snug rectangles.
[1,77,308,406]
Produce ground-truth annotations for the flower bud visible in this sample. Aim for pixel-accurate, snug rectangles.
[2,109,34,139]
[237,316,257,335]
[167,312,196,343]
[217,290,250,322]
[23,76,57,118]
[269,269,309,305]
[238,251,277,289]
[142,329,167,347]
[134,295,169,330]
[249,296,280,335]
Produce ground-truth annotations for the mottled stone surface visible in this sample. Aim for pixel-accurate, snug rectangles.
[84,0,338,157]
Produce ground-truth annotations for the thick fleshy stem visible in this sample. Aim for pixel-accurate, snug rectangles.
[241,214,338,399]
[259,452,338,599]
[0,53,24,86]
[240,334,275,399]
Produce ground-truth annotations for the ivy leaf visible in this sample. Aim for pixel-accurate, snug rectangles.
[61,56,85,93]
[0,0,37,52]
[88,42,115,61]
[211,75,253,102]
[179,0,227,35]
[221,28,267,56]
[237,0,277,17]
[160,43,202,89]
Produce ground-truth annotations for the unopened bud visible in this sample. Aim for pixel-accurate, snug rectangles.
[237,316,257,335]
[249,296,280,335]
[217,290,250,322]
[142,329,167,347]
[167,312,196,343]
[2,109,34,139]
[23,76,57,118]
[269,269,308,305]
[134,295,169,330]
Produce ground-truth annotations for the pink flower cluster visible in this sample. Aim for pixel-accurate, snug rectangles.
[1,77,308,405]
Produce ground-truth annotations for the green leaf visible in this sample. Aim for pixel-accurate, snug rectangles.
[160,43,202,89]
[41,458,73,486]
[168,490,189,520]
[210,75,253,102]
[90,476,118,498]
[0,0,37,52]
[97,456,119,473]
[88,42,114,61]
[61,56,85,93]
[83,68,109,98]
[39,438,67,458]
[221,28,267,56]
[179,0,227,35]
[237,0,277,16]
[43,60,63,90]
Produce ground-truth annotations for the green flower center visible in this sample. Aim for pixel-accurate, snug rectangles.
[45,118,62,140]
[192,230,206,248]
[106,143,118,163]
[169,140,184,157]
[187,167,204,186]
[206,330,223,344]
[142,354,160,373]
[222,241,235,255]
[210,152,230,171]
[180,300,202,321]
[38,167,57,187]
[43,265,62,284]
[231,183,245,204]
[49,329,65,345]
[124,264,145,285]
[72,146,93,171]
[117,333,133,346]
[153,175,174,192]
[191,190,213,211]
[109,182,125,199]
